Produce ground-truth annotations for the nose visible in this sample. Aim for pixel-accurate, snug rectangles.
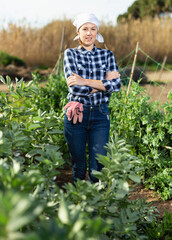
[86,30,91,35]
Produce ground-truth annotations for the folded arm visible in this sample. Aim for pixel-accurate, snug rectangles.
[64,49,121,95]
[67,71,120,93]
[63,49,93,96]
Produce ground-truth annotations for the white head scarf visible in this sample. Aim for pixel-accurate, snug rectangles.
[73,13,104,43]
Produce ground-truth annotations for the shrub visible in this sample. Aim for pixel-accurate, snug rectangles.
[0,51,26,67]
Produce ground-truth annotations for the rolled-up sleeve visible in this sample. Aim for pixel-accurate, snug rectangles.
[63,49,92,96]
[101,51,121,93]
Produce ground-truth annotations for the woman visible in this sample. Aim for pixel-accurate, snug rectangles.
[63,13,121,183]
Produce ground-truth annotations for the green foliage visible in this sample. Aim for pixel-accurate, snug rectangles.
[117,0,172,22]
[63,136,158,239]
[0,51,26,67]
[0,191,109,240]
[31,71,68,112]
[0,191,43,240]
[0,73,172,239]
[146,211,172,239]
[109,82,172,200]
[0,76,65,195]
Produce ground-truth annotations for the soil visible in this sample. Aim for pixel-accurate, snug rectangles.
[144,82,172,105]
[129,184,172,218]
[0,66,172,218]
[0,64,52,84]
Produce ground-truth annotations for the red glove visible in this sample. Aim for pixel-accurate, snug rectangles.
[64,101,83,124]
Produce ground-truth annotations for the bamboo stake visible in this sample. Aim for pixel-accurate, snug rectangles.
[158,55,167,82]
[51,27,65,76]
[163,146,172,150]
[104,43,108,49]
[125,42,139,103]
[60,27,65,52]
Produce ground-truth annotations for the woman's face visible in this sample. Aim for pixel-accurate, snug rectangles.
[78,23,98,50]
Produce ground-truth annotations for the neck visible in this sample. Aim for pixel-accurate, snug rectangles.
[80,42,94,51]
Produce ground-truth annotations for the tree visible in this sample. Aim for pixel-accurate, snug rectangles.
[117,0,172,23]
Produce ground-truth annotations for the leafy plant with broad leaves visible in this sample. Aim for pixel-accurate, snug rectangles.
[0,74,171,239]
[64,135,159,239]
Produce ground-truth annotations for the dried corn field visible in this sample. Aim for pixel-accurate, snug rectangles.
[0,17,172,67]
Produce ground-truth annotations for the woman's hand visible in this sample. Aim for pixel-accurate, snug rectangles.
[106,71,120,80]
[67,73,86,87]
[90,89,99,94]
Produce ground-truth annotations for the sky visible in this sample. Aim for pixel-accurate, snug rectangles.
[0,0,135,28]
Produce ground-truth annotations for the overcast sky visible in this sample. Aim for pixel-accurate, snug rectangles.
[0,0,135,28]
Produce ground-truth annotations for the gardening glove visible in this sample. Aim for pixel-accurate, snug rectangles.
[64,101,83,124]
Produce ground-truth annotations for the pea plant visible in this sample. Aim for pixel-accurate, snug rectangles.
[109,82,172,200]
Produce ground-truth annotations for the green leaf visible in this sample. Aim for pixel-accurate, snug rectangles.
[6,75,11,86]
[47,129,63,134]
[58,199,70,224]
[118,179,129,192]
[129,173,141,183]
[26,149,44,158]
[32,116,43,121]
[26,80,33,88]
[16,88,23,97]
[116,189,127,199]
[0,75,6,84]
[12,160,20,174]
[107,205,118,213]
[11,91,20,99]
[0,91,7,99]
[92,170,105,181]
[16,77,24,86]
[72,218,85,233]
[28,124,42,130]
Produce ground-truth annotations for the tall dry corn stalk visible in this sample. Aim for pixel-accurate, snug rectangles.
[0,17,171,67]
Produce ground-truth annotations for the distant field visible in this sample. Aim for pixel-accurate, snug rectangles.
[0,17,172,67]
[146,70,172,83]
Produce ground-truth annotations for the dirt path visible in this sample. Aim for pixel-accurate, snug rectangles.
[129,184,172,217]
[146,70,172,83]
[144,82,172,104]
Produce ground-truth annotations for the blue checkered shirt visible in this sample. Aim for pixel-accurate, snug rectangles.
[63,45,121,105]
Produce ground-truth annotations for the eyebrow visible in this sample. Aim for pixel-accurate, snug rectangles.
[82,26,97,29]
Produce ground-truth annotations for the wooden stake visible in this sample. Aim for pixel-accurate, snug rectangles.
[125,42,139,103]
[163,146,172,150]
[51,27,65,76]
[158,55,167,82]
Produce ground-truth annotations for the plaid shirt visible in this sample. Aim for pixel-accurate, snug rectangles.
[63,45,121,105]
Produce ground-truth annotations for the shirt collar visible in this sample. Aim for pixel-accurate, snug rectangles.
[78,45,97,55]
